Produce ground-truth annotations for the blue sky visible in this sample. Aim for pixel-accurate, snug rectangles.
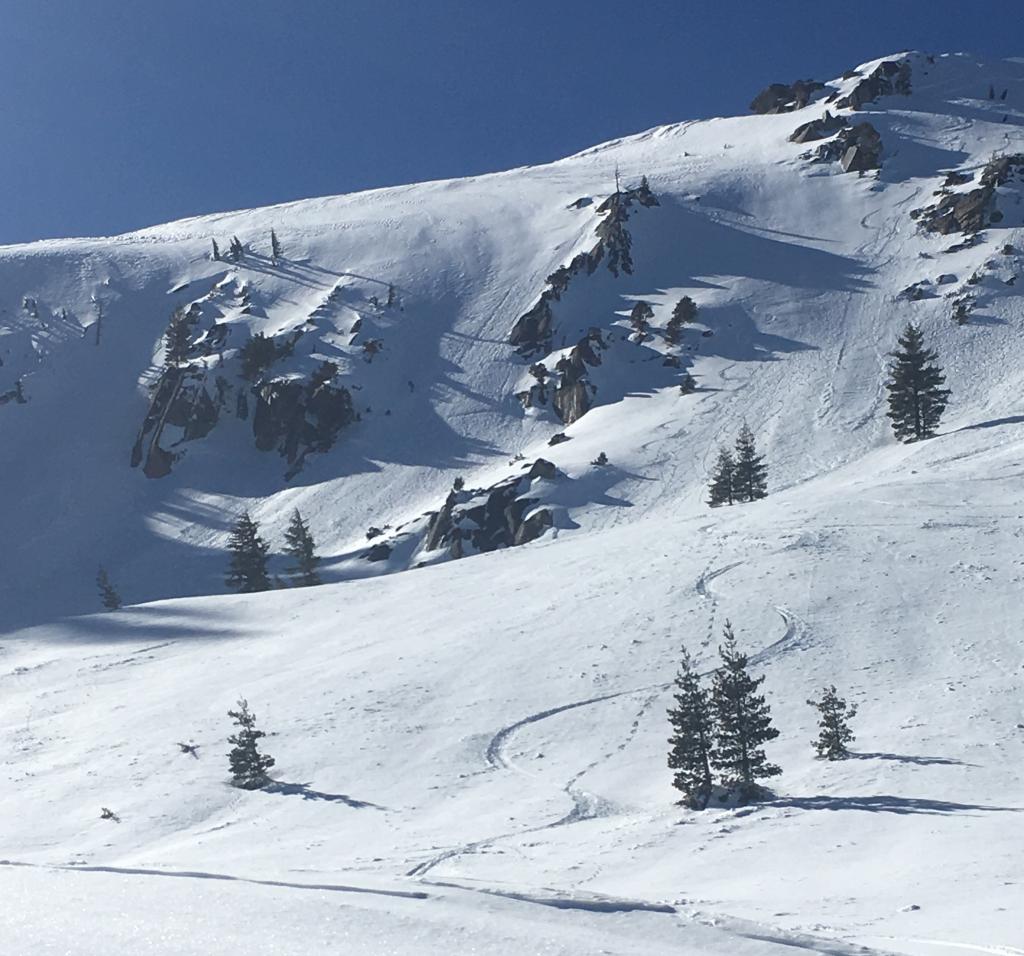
[0,0,1018,244]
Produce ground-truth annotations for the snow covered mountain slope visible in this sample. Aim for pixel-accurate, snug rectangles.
[1,51,1023,954]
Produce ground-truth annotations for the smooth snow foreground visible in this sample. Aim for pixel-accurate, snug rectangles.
[1,51,1023,954]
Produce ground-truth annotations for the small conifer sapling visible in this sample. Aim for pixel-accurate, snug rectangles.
[227,698,275,789]
[807,685,858,760]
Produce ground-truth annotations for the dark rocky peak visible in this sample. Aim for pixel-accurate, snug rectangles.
[749,79,825,115]
[831,58,912,110]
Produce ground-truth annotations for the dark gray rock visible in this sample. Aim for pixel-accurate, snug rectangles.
[750,79,824,114]
[788,110,847,144]
[835,59,911,110]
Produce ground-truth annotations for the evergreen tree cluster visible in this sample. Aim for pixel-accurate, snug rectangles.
[163,308,191,368]
[707,424,768,506]
[668,622,780,806]
[225,509,321,593]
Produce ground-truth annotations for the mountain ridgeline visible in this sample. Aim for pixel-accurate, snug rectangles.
[1,50,1022,624]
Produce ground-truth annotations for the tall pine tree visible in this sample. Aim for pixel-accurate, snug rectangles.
[227,698,275,789]
[270,228,283,262]
[733,424,768,502]
[283,509,320,587]
[667,646,715,809]
[711,622,781,801]
[225,512,271,593]
[807,685,858,760]
[707,446,735,506]
[885,323,950,442]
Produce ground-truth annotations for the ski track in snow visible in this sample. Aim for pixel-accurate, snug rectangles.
[0,859,430,900]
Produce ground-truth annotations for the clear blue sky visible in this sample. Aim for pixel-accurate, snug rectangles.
[1,0,1017,244]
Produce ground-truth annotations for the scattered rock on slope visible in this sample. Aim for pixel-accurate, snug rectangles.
[749,80,824,114]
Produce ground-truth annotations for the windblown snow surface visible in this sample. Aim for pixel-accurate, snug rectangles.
[2,52,1023,954]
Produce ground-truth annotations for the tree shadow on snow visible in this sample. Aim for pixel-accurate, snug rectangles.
[264,781,388,810]
[958,414,1024,432]
[769,794,1020,815]
[847,751,975,767]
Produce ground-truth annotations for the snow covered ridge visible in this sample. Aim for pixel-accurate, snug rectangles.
[1,50,1023,623]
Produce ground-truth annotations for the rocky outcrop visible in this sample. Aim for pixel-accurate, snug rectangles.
[788,110,847,144]
[552,329,605,425]
[423,458,558,560]
[252,363,355,478]
[807,122,883,172]
[508,180,658,356]
[912,154,1024,235]
[749,80,824,114]
[833,59,911,110]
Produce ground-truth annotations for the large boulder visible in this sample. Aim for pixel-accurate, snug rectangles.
[834,59,911,110]
[750,79,824,114]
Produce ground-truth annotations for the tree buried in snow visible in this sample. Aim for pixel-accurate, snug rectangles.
[667,646,715,809]
[225,512,271,593]
[227,698,275,789]
[885,323,950,442]
[711,622,781,802]
[807,685,858,760]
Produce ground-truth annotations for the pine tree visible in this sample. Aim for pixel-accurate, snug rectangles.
[283,509,320,587]
[711,622,781,801]
[211,238,221,261]
[164,309,191,367]
[807,685,858,760]
[885,323,950,442]
[667,646,715,809]
[666,296,697,344]
[225,512,271,593]
[733,424,768,502]
[239,332,277,381]
[229,235,245,261]
[96,566,122,610]
[270,228,283,262]
[227,698,275,789]
[629,301,653,341]
[707,446,735,506]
